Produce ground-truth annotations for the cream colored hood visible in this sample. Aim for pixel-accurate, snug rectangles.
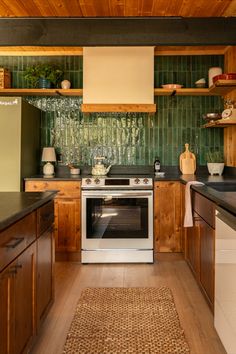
[82,47,155,112]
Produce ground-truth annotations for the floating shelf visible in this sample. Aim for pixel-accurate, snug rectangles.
[154,88,215,96]
[209,79,236,95]
[0,88,83,96]
[0,82,236,98]
[203,119,236,128]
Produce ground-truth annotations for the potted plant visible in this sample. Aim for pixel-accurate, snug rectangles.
[206,150,224,175]
[24,63,64,88]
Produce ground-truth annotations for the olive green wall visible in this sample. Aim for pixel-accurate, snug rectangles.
[0,55,224,166]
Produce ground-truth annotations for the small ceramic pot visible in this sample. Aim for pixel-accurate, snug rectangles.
[38,78,51,89]
[61,80,71,89]
[207,163,224,176]
[70,168,80,175]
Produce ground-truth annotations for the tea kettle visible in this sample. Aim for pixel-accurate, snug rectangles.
[91,156,112,176]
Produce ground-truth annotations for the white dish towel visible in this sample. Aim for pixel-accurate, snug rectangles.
[184,181,204,227]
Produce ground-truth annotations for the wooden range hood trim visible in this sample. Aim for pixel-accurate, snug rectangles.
[81,104,156,113]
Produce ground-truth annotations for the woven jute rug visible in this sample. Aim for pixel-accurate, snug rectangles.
[63,287,190,354]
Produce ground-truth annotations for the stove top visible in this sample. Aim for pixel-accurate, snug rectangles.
[81,176,153,189]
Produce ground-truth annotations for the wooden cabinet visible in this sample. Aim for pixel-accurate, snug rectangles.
[0,242,36,354]
[0,197,54,354]
[54,198,80,252]
[154,181,182,252]
[199,218,215,305]
[186,215,201,281]
[36,200,54,329]
[185,189,215,311]
[25,180,81,261]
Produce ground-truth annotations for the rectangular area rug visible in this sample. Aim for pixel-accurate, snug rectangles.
[63,287,190,354]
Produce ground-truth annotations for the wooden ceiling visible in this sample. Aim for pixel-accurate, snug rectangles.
[0,0,236,18]
[0,1,235,54]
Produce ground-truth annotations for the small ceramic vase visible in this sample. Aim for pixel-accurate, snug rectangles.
[61,80,71,89]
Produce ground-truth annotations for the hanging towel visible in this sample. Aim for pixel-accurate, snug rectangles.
[184,181,204,227]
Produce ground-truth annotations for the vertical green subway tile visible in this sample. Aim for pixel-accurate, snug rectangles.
[0,54,225,166]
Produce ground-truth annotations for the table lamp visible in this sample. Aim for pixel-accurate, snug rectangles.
[42,147,56,175]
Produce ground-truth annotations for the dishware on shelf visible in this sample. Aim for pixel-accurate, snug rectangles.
[212,73,236,83]
[202,113,222,122]
[161,84,183,89]
[208,67,222,87]
[195,78,206,88]
[61,80,71,89]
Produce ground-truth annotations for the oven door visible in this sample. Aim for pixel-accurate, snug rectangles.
[82,190,153,250]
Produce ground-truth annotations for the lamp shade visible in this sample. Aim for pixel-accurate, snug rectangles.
[41,147,56,162]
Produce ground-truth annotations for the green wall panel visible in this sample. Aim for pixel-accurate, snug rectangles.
[0,54,224,166]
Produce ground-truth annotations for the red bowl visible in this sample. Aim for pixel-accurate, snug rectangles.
[213,73,236,83]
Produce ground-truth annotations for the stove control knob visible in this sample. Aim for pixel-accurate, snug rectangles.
[143,178,149,184]
[85,178,92,185]
[134,178,140,184]
[94,178,100,184]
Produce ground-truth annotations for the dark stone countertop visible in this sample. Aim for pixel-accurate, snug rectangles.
[178,174,236,216]
[25,168,236,216]
[24,174,82,181]
[0,191,56,232]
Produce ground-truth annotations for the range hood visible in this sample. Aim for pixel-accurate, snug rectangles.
[81,47,156,113]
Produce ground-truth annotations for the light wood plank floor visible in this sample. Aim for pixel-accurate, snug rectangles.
[30,254,226,354]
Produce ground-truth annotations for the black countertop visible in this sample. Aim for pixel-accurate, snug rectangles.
[25,169,236,216]
[0,191,56,232]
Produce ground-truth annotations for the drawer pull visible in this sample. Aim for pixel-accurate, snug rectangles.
[5,237,24,249]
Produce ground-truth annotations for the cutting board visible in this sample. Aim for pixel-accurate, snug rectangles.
[179,143,196,174]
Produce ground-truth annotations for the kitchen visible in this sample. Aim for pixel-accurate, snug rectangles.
[0,1,236,354]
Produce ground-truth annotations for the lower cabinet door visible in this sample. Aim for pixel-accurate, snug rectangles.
[0,265,14,354]
[186,216,201,281]
[37,227,54,328]
[154,181,182,252]
[54,198,81,252]
[14,242,36,354]
[200,218,215,306]
[0,242,36,354]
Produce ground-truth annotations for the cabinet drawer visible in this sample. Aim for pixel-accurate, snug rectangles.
[193,192,215,228]
[25,181,81,198]
[0,212,36,272]
[37,200,54,236]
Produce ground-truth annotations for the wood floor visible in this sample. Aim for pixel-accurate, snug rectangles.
[30,254,226,354]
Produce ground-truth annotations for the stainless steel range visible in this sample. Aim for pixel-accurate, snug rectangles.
[81,176,153,263]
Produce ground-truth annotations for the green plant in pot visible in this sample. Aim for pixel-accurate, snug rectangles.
[24,63,64,88]
[206,150,224,176]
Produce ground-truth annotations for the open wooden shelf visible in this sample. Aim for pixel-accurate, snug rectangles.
[0,88,83,96]
[203,119,236,128]
[209,79,236,95]
[154,88,215,96]
[0,81,236,98]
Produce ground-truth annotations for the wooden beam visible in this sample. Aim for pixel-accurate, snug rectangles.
[0,18,236,46]
[81,104,156,113]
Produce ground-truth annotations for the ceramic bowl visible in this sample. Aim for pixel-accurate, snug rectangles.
[70,168,80,175]
[161,84,183,89]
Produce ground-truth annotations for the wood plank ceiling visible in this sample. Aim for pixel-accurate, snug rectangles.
[0,0,236,54]
[0,0,236,17]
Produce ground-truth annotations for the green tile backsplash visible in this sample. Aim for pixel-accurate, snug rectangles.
[0,55,224,166]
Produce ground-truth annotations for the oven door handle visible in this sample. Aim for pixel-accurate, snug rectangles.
[83,192,153,198]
